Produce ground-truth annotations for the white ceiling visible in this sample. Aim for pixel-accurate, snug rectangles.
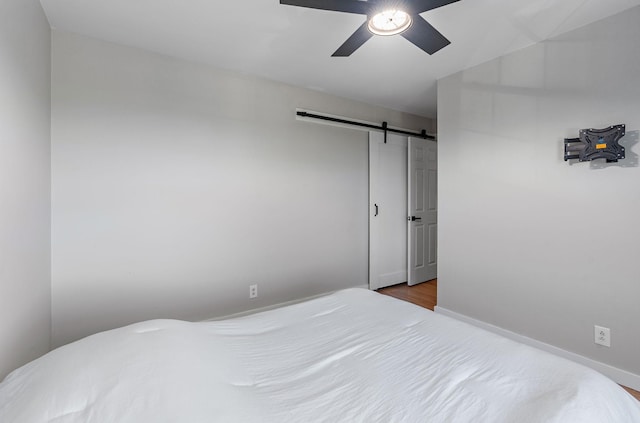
[39,0,640,118]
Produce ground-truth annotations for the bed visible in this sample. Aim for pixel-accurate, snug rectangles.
[1,288,639,422]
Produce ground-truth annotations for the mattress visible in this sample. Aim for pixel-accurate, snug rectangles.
[1,288,639,422]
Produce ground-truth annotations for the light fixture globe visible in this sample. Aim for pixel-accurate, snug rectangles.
[367,9,412,36]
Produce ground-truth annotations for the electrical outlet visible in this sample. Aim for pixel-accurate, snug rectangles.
[249,284,258,299]
[594,325,610,347]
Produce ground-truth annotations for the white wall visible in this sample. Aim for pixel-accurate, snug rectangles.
[0,0,51,378]
[438,7,640,377]
[51,31,434,347]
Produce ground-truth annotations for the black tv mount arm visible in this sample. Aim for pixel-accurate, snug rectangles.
[564,124,626,163]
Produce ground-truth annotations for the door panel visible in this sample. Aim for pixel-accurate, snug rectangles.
[369,132,408,290]
[428,223,437,265]
[408,138,437,285]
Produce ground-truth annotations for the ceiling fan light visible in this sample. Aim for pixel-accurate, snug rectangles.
[367,9,412,36]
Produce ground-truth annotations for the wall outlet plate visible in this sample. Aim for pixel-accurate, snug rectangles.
[249,284,258,299]
[594,325,610,347]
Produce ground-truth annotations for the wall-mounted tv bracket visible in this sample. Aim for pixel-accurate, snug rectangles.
[564,124,626,163]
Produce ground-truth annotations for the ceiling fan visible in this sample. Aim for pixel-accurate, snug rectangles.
[280,0,460,57]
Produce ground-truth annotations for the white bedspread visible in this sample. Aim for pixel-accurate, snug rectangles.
[1,288,639,422]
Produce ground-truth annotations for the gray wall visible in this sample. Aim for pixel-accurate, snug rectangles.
[0,0,51,378]
[51,31,434,347]
[438,7,640,376]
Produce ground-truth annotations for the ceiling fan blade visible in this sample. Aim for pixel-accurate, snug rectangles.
[408,0,460,14]
[332,22,374,57]
[401,15,450,55]
[280,0,371,15]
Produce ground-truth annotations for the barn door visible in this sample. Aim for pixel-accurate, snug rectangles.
[369,132,408,290]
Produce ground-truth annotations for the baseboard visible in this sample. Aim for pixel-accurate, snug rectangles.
[206,284,370,321]
[435,306,640,391]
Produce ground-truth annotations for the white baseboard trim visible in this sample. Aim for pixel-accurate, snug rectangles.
[435,306,640,391]
[205,284,370,322]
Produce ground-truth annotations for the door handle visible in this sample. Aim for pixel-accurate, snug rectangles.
[374,204,379,216]
[408,216,422,221]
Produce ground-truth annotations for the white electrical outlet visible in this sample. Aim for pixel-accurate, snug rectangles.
[249,284,258,299]
[594,325,610,347]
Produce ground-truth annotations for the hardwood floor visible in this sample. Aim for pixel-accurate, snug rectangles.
[377,280,640,402]
[377,279,437,310]
[623,386,640,401]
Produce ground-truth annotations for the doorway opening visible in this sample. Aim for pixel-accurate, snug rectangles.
[369,131,437,290]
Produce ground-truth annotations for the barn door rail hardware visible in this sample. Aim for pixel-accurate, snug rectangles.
[564,124,626,163]
[296,111,434,142]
